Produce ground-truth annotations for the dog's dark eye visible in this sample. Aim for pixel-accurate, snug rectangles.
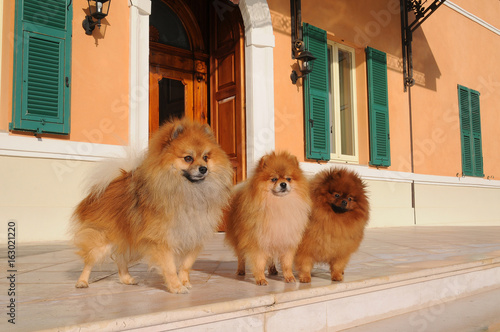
[271,178,278,182]
[184,156,193,163]
[286,177,292,182]
[203,155,209,162]
[335,193,340,198]
[348,197,353,201]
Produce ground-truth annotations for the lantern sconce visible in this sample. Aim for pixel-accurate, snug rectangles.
[290,0,316,84]
[290,48,316,84]
[82,0,111,35]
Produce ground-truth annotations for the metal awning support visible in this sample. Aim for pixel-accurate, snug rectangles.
[400,0,447,91]
[290,0,303,59]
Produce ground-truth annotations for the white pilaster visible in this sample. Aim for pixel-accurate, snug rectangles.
[238,0,275,171]
[128,0,151,152]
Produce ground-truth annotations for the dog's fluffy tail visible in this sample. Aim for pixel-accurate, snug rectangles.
[84,146,144,198]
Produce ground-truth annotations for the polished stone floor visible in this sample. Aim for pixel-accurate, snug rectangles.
[1,226,499,331]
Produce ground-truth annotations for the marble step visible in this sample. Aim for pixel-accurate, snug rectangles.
[342,286,500,332]
[114,256,500,331]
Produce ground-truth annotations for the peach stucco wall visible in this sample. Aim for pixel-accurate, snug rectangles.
[1,0,129,145]
[269,0,500,178]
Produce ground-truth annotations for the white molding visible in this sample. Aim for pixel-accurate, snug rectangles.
[239,0,276,171]
[0,132,126,161]
[300,161,500,189]
[443,1,500,36]
[129,0,151,152]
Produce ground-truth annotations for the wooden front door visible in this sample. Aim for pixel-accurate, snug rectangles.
[149,44,208,135]
[149,0,245,186]
[210,4,246,183]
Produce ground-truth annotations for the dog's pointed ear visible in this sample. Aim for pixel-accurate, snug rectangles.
[258,152,276,170]
[258,154,269,170]
[201,124,215,140]
[171,123,185,140]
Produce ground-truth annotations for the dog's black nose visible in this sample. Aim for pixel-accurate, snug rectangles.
[199,166,207,174]
[280,182,287,189]
[341,200,348,207]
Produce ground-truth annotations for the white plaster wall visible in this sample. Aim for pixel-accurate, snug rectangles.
[365,179,415,227]
[415,184,500,226]
[0,156,94,244]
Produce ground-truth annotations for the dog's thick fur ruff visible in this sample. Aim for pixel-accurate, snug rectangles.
[225,151,311,285]
[72,118,233,293]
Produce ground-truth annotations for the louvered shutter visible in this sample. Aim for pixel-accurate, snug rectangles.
[366,47,390,167]
[10,0,72,135]
[458,85,483,177]
[303,23,330,160]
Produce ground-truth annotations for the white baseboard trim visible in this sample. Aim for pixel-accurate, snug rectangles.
[300,161,500,189]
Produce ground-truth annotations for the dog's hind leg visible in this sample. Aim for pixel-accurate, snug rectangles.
[178,246,202,289]
[268,258,278,276]
[75,245,110,288]
[74,229,110,288]
[236,252,246,275]
[115,253,138,285]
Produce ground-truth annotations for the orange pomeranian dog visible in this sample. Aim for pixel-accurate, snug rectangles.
[72,118,233,294]
[225,151,311,285]
[295,168,369,283]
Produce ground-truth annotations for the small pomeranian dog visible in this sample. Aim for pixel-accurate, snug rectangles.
[225,151,311,285]
[295,168,369,283]
[72,118,233,294]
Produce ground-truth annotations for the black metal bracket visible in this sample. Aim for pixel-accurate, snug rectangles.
[290,0,303,59]
[400,0,447,91]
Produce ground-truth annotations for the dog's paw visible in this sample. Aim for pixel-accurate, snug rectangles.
[255,278,268,286]
[298,275,311,283]
[75,280,89,288]
[120,275,138,285]
[167,284,190,294]
[236,269,246,276]
[182,281,193,289]
[284,274,296,283]
[331,272,344,282]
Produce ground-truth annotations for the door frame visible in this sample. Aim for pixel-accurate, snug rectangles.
[130,0,276,170]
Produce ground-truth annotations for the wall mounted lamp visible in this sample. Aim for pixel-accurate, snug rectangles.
[82,0,111,35]
[290,49,316,84]
[290,0,315,84]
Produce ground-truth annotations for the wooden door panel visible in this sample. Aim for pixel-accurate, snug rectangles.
[149,66,195,137]
[211,6,245,187]
[217,54,236,89]
[216,97,237,157]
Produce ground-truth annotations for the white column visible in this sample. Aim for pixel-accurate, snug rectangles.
[238,0,275,172]
[128,0,151,151]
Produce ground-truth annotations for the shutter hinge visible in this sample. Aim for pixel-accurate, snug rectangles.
[388,133,390,140]
[65,77,70,87]
[309,119,314,127]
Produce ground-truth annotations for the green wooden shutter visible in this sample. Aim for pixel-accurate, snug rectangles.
[458,85,483,177]
[303,23,330,160]
[366,47,390,167]
[10,0,72,135]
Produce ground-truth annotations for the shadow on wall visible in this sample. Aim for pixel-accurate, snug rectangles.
[270,0,441,91]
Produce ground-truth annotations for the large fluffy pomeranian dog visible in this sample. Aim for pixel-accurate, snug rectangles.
[72,118,233,294]
[295,168,369,283]
[225,151,311,285]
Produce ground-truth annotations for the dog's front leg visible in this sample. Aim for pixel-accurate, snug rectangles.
[178,245,202,289]
[149,247,188,294]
